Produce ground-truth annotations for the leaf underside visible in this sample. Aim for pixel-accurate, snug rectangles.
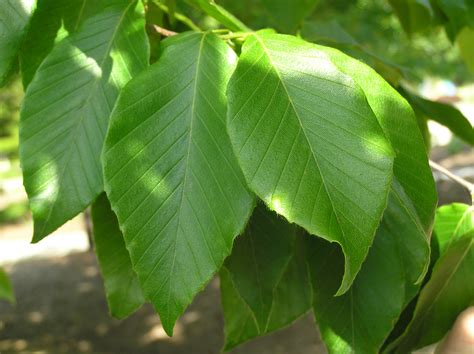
[92,193,145,319]
[103,31,255,335]
[0,0,36,85]
[20,0,149,242]
[221,204,311,350]
[395,230,474,352]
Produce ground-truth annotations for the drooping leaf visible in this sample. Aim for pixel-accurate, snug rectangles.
[261,0,319,33]
[389,0,435,34]
[186,0,250,32]
[0,268,14,304]
[307,46,436,354]
[19,0,104,88]
[91,193,145,319]
[401,87,474,146]
[394,231,474,352]
[19,0,149,243]
[308,183,430,354]
[457,26,474,73]
[227,31,395,295]
[320,47,437,233]
[103,32,255,335]
[434,203,473,255]
[0,0,36,86]
[221,204,311,350]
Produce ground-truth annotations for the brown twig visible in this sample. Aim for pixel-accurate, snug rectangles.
[429,159,474,199]
[149,24,177,37]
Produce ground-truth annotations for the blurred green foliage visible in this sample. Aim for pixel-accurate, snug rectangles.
[0,76,22,159]
[216,0,469,82]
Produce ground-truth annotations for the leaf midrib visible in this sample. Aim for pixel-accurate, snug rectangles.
[165,32,208,327]
[252,33,348,263]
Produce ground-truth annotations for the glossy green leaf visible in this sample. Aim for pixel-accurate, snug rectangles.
[186,0,250,32]
[227,31,395,295]
[394,231,474,352]
[308,183,430,354]
[401,87,474,146]
[0,0,36,85]
[92,193,145,319]
[457,26,474,73]
[19,0,149,242]
[434,203,473,255]
[261,0,318,33]
[103,32,255,335]
[389,0,434,34]
[19,0,103,88]
[221,204,311,350]
[0,268,14,304]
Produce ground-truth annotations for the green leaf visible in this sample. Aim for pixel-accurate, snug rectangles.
[300,20,358,47]
[186,0,251,32]
[261,0,319,33]
[91,193,145,319]
[389,0,435,34]
[300,20,405,85]
[19,0,101,88]
[19,1,149,242]
[394,231,474,352]
[434,203,473,256]
[103,32,255,335]
[0,0,36,85]
[221,204,311,350]
[306,45,436,354]
[308,183,430,354]
[401,87,474,146]
[320,47,437,233]
[0,268,14,304]
[457,26,474,73]
[227,31,395,295]
[436,0,474,36]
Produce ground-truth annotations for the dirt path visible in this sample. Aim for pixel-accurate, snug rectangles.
[0,251,325,354]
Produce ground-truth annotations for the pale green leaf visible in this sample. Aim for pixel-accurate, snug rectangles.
[394,231,474,352]
[0,0,36,85]
[92,193,145,319]
[434,203,473,255]
[20,0,149,242]
[221,204,311,350]
[0,268,14,304]
[309,183,430,354]
[103,32,255,335]
[261,0,318,33]
[227,31,395,295]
